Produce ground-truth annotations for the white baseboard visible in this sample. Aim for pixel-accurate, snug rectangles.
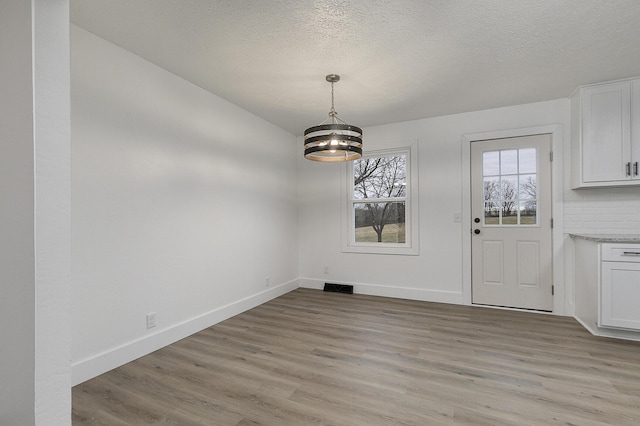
[574,315,598,335]
[298,278,464,305]
[71,279,299,386]
[574,315,640,343]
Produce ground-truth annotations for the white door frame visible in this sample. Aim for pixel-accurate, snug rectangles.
[461,124,567,315]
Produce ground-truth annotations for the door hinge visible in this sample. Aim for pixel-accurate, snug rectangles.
[550,218,554,229]
[551,285,554,296]
[550,151,553,162]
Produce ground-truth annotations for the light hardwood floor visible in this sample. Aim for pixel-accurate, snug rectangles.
[73,288,640,425]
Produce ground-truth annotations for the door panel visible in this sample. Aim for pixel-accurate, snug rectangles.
[471,134,553,311]
[482,241,504,284]
[516,241,539,287]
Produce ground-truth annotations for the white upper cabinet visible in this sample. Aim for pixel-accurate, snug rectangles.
[571,78,640,188]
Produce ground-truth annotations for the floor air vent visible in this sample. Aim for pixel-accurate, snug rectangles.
[323,283,354,294]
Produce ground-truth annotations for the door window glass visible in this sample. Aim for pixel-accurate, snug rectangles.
[482,149,537,226]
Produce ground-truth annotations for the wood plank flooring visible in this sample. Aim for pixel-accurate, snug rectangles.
[72,288,640,425]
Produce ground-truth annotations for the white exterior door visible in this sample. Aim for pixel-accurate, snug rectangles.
[471,134,553,311]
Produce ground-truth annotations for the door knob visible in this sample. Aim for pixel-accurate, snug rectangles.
[474,218,480,223]
[474,229,481,235]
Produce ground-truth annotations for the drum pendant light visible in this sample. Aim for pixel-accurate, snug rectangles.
[304,74,363,162]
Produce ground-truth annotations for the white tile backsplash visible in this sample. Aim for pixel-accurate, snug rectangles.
[564,188,640,234]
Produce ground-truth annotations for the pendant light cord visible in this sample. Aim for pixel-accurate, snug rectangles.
[329,81,337,121]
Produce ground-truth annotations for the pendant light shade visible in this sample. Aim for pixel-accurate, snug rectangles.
[304,74,363,162]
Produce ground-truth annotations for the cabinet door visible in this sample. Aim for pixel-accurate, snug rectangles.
[601,261,640,330]
[632,80,640,179]
[581,82,631,183]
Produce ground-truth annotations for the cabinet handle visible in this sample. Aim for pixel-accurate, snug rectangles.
[622,251,640,256]
[635,162,639,176]
[626,162,631,177]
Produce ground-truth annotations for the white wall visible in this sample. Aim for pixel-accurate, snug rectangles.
[1,1,71,424]
[34,2,72,423]
[71,26,299,384]
[0,2,36,422]
[298,99,570,309]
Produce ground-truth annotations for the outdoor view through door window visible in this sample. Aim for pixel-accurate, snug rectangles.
[483,148,537,225]
[353,154,407,243]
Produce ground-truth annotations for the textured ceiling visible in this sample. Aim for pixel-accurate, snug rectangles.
[70,0,640,136]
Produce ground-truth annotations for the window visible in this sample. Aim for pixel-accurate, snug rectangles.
[342,145,419,255]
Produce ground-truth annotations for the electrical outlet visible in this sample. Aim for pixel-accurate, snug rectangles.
[146,312,156,329]
[324,266,329,274]
[265,276,270,287]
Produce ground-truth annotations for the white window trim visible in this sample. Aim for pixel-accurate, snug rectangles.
[341,143,419,255]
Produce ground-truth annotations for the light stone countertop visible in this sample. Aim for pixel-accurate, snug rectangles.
[569,234,640,243]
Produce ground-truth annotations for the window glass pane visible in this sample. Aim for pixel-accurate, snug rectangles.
[500,176,518,200]
[483,151,500,176]
[354,202,405,243]
[519,148,536,174]
[484,202,499,225]
[501,200,518,222]
[353,155,406,200]
[502,213,518,225]
[501,175,518,221]
[519,174,536,200]
[483,177,500,203]
[520,201,537,225]
[500,150,518,175]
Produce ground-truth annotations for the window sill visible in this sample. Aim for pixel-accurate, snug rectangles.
[342,243,419,256]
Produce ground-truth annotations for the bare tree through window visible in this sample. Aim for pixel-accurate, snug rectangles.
[482,149,537,225]
[483,179,500,218]
[353,155,406,242]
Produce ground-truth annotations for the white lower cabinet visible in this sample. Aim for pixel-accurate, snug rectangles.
[600,244,640,330]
